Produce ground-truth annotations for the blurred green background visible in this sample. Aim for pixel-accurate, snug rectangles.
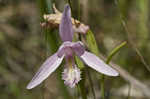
[0,0,150,99]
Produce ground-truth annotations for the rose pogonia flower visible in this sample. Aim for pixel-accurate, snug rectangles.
[26,4,119,89]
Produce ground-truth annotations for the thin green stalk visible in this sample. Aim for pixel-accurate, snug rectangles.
[100,75,105,99]
[78,70,87,99]
[106,41,127,64]
[77,0,80,20]
[67,0,73,15]
[86,68,96,99]
[126,83,131,99]
[116,0,130,21]
[136,0,149,48]
[45,0,52,13]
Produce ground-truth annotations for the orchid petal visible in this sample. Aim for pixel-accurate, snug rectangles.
[57,43,66,57]
[57,41,85,57]
[27,53,64,89]
[57,41,72,57]
[59,4,73,42]
[72,41,85,56]
[80,51,119,76]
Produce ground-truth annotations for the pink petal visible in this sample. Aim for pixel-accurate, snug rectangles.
[59,4,73,42]
[71,41,85,56]
[57,41,72,57]
[57,41,85,57]
[26,53,64,89]
[80,51,119,76]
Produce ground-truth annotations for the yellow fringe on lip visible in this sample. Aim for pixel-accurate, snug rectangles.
[68,58,73,70]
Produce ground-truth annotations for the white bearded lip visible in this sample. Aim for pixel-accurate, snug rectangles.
[62,66,81,88]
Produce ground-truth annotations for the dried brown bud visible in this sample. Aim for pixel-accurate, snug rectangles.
[41,4,89,34]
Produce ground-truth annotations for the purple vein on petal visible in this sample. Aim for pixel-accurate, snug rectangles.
[26,53,64,89]
[80,51,119,76]
[59,4,74,42]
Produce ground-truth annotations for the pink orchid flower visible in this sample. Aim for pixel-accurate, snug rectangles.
[27,4,119,89]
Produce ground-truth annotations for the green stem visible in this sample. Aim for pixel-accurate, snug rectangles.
[86,68,96,99]
[100,75,105,99]
[67,0,73,15]
[106,41,127,64]
[136,0,149,48]
[77,0,80,20]
[127,83,131,99]
[78,69,87,99]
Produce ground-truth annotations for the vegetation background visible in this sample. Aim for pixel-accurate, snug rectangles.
[0,0,150,99]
